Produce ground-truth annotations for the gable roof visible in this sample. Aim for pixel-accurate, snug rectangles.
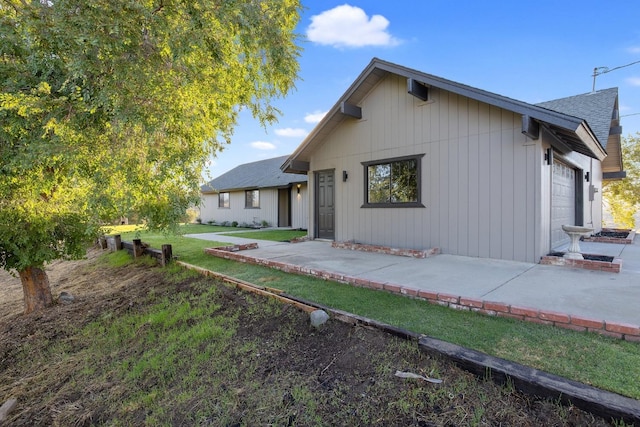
[201,155,307,193]
[535,87,619,150]
[283,58,613,174]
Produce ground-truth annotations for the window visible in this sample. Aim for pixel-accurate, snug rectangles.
[218,192,230,208]
[245,189,260,208]
[362,154,424,207]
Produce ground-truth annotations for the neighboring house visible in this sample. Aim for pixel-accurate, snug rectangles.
[200,155,308,229]
[282,58,623,263]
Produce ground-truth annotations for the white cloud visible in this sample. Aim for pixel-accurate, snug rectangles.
[275,127,308,138]
[627,46,640,54]
[307,4,400,48]
[304,110,328,124]
[250,141,276,150]
[626,77,640,86]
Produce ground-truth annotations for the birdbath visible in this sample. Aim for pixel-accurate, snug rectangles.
[561,225,594,260]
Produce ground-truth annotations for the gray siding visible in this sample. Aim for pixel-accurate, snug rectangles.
[309,74,548,262]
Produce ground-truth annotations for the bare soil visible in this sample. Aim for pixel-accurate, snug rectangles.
[595,231,630,239]
[0,248,614,426]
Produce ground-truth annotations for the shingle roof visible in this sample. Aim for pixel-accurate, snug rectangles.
[535,87,618,149]
[201,155,307,193]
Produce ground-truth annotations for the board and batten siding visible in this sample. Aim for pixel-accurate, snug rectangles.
[308,74,546,263]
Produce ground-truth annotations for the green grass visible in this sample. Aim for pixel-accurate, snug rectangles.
[79,279,241,424]
[219,229,308,242]
[104,224,640,399]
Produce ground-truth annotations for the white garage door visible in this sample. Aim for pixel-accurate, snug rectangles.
[551,158,576,249]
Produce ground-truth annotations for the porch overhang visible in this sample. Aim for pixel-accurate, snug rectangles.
[281,159,310,174]
[537,120,607,161]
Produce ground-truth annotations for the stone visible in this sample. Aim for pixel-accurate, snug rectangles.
[59,291,75,303]
[0,398,17,423]
[310,310,330,328]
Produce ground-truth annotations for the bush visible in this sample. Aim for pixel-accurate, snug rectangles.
[261,220,269,228]
[184,207,199,224]
[232,221,238,227]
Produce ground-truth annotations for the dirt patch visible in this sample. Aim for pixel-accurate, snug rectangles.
[0,249,614,426]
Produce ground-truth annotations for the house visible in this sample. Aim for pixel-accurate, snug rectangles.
[282,58,623,263]
[200,155,308,229]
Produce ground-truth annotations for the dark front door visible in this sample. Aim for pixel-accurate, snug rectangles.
[315,170,335,239]
[278,188,291,227]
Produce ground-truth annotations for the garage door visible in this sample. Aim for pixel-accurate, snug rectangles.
[551,158,576,249]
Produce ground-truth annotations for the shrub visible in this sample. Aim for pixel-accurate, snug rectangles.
[232,221,238,227]
[261,220,269,228]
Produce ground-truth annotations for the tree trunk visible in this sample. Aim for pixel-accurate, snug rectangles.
[19,266,53,314]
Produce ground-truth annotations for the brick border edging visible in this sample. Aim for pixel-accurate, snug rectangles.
[204,247,640,342]
[540,254,622,273]
[331,241,440,259]
[582,228,636,244]
[213,243,259,252]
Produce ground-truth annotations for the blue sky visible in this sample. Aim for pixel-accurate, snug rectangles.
[204,0,640,179]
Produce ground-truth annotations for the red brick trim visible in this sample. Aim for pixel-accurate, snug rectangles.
[207,243,259,253]
[540,254,622,273]
[331,241,440,259]
[203,247,640,342]
[582,228,636,244]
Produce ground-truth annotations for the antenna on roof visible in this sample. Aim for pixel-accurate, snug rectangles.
[591,67,608,92]
[592,59,640,91]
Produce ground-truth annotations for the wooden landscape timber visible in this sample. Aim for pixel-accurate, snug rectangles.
[100,235,173,267]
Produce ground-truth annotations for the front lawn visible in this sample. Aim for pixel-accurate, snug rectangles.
[219,229,308,242]
[105,224,640,399]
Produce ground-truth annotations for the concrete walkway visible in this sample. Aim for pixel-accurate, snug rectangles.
[187,230,640,330]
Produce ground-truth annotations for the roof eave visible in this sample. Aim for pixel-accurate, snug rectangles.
[283,58,610,168]
[575,123,607,161]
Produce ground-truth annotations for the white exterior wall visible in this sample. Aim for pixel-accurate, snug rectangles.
[200,188,278,226]
[201,184,309,229]
[308,74,552,262]
[536,131,603,256]
[291,185,309,229]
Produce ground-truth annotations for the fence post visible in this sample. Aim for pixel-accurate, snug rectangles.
[133,239,143,258]
[114,234,122,251]
[161,244,173,266]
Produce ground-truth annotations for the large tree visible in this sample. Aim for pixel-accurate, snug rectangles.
[0,0,301,313]
[602,134,640,228]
